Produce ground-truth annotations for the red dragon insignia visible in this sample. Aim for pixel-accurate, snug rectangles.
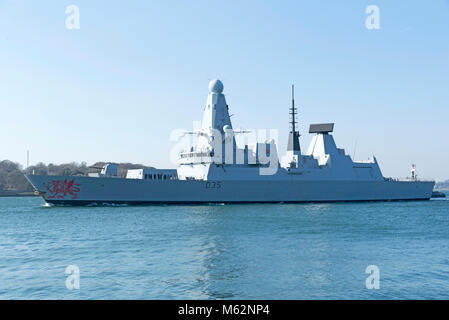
[45,179,81,200]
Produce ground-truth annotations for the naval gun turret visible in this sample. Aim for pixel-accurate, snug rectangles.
[87,163,118,177]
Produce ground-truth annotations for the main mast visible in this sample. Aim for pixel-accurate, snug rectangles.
[290,85,297,133]
[287,85,301,154]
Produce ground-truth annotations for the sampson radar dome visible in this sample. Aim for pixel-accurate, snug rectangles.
[208,79,224,93]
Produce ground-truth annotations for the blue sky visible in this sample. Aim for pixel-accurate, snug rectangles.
[0,0,448,180]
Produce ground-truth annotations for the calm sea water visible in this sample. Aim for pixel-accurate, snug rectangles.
[0,194,448,300]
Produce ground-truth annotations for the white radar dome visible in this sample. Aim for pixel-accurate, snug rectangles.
[208,79,224,93]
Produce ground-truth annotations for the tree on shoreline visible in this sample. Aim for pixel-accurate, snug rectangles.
[0,160,32,192]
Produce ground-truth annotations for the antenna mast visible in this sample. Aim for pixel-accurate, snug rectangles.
[290,85,297,133]
[287,84,301,153]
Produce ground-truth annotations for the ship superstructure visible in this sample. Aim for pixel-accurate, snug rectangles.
[25,79,434,205]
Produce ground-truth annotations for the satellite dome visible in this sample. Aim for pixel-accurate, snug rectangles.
[208,79,224,93]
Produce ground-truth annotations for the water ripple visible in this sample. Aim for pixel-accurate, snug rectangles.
[1,195,449,299]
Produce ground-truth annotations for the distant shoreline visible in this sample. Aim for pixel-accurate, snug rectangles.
[0,193,38,198]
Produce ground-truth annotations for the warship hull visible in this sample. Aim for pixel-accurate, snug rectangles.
[25,175,434,206]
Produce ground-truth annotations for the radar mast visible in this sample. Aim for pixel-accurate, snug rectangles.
[287,85,301,154]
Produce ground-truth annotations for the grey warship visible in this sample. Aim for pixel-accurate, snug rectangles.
[25,79,434,205]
